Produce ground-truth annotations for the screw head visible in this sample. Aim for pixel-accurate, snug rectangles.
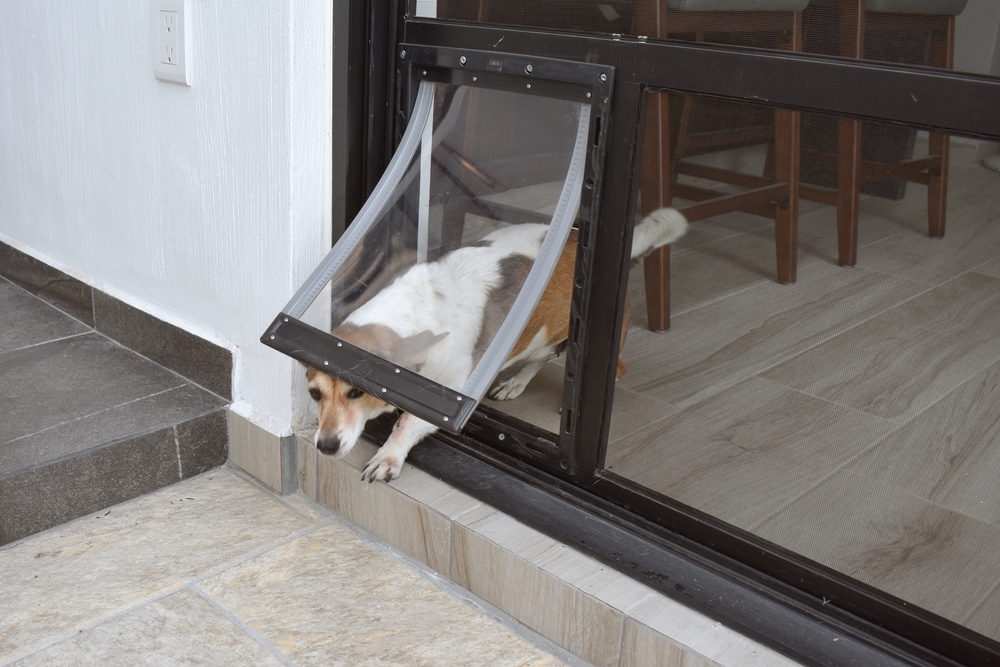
[269,335,275,340]
[498,433,505,441]
[586,92,592,98]
[600,73,607,82]
[400,50,406,58]
[422,70,427,76]
[443,416,449,422]
[472,76,477,82]
[526,83,531,89]
[525,64,532,73]
[324,361,329,366]
[460,56,467,65]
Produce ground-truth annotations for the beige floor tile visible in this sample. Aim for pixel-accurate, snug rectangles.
[0,469,314,663]
[451,521,622,667]
[10,588,285,667]
[198,523,564,667]
[621,621,714,667]
[617,260,926,409]
[755,469,1000,625]
[605,378,894,531]
[845,360,1000,527]
[967,584,1000,643]
[317,450,451,574]
[762,271,1000,423]
[627,595,800,667]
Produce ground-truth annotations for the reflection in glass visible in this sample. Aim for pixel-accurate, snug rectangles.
[606,89,1000,640]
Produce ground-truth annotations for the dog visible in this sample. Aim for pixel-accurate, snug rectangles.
[306,207,687,482]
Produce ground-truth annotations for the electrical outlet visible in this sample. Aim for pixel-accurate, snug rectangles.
[151,0,190,85]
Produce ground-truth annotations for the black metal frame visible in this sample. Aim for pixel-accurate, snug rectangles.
[344,10,1000,667]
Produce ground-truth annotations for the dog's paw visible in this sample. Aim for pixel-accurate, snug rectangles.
[361,449,404,483]
[488,377,528,401]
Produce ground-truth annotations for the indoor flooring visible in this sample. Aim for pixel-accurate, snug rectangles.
[489,154,1000,639]
[0,468,569,667]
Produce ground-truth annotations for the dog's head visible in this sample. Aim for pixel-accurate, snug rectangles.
[306,322,448,457]
[306,367,395,457]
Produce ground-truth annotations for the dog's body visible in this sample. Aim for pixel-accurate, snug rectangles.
[307,208,687,481]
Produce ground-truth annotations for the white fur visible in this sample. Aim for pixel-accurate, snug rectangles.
[345,209,686,481]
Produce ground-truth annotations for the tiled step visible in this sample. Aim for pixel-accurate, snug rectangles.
[0,274,228,546]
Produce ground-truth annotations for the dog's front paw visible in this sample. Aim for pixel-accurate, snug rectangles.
[488,377,528,401]
[361,448,405,483]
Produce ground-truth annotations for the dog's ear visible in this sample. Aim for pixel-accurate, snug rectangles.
[392,330,449,371]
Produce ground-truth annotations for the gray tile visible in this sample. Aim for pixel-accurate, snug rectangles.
[9,588,286,667]
[93,289,232,399]
[177,408,229,479]
[631,226,828,325]
[0,242,94,326]
[1,384,224,478]
[0,427,180,545]
[849,197,1000,287]
[762,272,1000,423]
[483,360,564,433]
[0,333,186,444]
[845,360,1000,528]
[617,260,926,409]
[0,279,90,354]
[198,522,566,667]
[755,470,1000,625]
[605,378,895,531]
[0,469,314,662]
[967,584,1000,643]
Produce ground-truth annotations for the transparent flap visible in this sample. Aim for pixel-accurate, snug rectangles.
[281,79,590,429]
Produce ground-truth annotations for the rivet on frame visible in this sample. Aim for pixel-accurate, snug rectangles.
[460,56,467,65]
[395,368,401,373]
[400,50,406,58]
[586,92,592,98]
[443,416,449,422]
[525,64,533,73]
[498,433,506,441]
[422,70,427,76]
[283,317,288,322]
[472,76,478,82]
[526,84,531,89]
[600,73,607,82]
[269,335,275,340]
[382,388,387,393]
[337,342,342,347]
[324,361,329,366]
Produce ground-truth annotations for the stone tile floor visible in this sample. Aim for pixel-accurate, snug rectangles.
[0,466,575,667]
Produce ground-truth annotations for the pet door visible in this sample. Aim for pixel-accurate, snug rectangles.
[263,47,613,432]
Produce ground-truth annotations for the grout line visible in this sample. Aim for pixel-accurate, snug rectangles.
[173,426,183,480]
[1,330,92,356]
[0,405,226,484]
[188,584,300,667]
[3,385,188,448]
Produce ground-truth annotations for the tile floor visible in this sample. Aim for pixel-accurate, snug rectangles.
[0,467,573,667]
[0,277,227,545]
[488,154,1000,639]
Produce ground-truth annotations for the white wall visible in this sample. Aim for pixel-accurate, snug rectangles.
[0,0,332,435]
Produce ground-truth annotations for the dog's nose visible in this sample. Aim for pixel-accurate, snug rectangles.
[316,434,341,456]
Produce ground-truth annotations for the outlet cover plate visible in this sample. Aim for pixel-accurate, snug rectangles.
[151,0,191,85]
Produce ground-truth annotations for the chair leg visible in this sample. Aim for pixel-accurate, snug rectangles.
[928,132,949,238]
[836,118,862,267]
[642,91,673,332]
[774,107,800,284]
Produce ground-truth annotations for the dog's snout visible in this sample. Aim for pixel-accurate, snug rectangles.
[316,434,342,456]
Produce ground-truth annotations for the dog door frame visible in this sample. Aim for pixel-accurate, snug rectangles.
[263,47,614,433]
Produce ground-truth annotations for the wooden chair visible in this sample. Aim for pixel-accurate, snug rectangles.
[636,0,811,331]
[800,0,968,266]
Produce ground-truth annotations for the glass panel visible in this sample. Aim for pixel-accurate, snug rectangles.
[292,80,588,419]
[608,89,1000,639]
[425,0,1000,81]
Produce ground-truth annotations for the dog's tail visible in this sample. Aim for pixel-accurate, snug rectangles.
[630,208,688,260]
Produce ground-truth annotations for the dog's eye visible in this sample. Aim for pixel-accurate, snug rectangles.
[347,388,364,400]
[309,388,322,401]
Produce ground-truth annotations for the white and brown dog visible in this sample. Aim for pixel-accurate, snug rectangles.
[307,207,687,482]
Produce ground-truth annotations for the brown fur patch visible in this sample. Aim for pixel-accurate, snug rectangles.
[473,254,533,364]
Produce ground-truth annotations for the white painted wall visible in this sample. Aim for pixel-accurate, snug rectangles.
[0,0,333,435]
